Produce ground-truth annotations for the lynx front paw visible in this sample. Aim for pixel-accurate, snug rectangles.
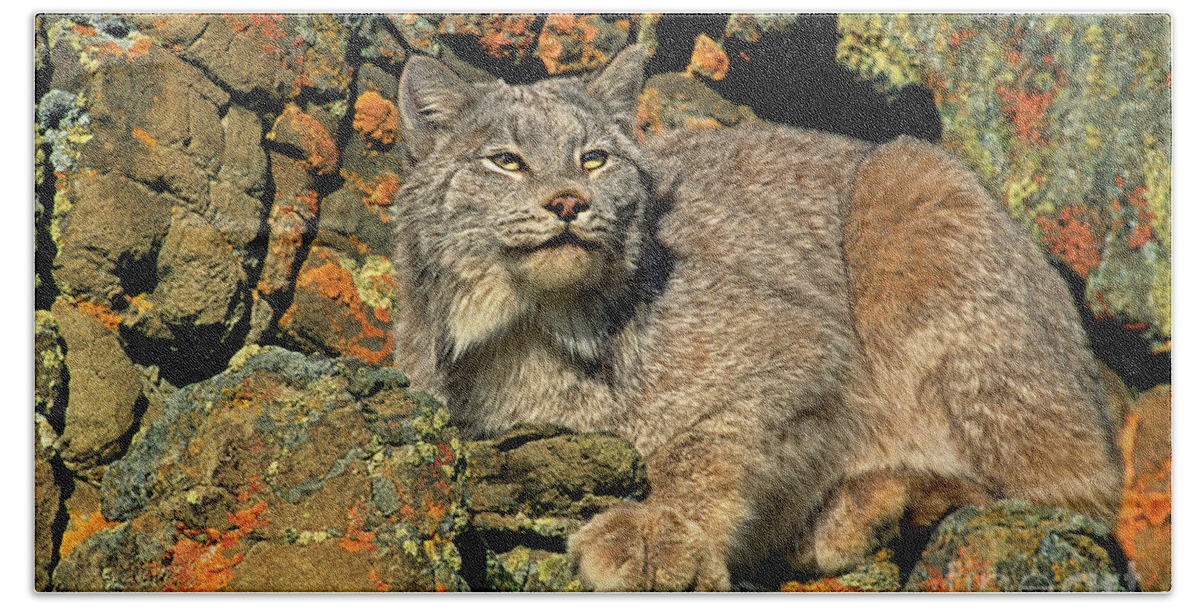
[567,503,730,591]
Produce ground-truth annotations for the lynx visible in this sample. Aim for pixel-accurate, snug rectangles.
[390,46,1122,591]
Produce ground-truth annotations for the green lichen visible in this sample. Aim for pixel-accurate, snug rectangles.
[906,500,1124,592]
[488,546,583,592]
[835,548,902,591]
[337,254,398,312]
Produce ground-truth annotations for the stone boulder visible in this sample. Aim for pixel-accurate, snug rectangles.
[904,500,1127,592]
[55,346,469,592]
[1114,385,1171,591]
[462,425,648,591]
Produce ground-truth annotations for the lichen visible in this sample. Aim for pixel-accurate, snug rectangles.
[351,91,399,145]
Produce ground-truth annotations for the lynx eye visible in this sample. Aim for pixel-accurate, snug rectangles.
[580,150,608,171]
[487,152,528,172]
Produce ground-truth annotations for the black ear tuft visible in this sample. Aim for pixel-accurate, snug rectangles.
[587,45,650,134]
[398,55,478,161]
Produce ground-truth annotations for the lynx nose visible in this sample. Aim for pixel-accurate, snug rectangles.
[544,193,590,222]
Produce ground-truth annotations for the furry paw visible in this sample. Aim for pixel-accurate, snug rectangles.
[567,503,730,591]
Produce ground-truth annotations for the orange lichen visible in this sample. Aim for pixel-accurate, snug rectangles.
[544,14,576,34]
[781,578,861,592]
[949,29,977,46]
[1035,204,1104,278]
[366,172,401,208]
[1114,396,1172,591]
[444,14,539,59]
[59,510,119,559]
[352,91,399,145]
[127,37,153,60]
[150,501,268,592]
[536,14,609,75]
[369,568,390,592]
[131,127,157,148]
[70,297,122,332]
[274,104,340,175]
[997,81,1055,144]
[687,34,729,81]
[282,249,393,365]
[340,502,378,553]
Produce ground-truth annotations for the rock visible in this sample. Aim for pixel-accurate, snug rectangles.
[267,104,340,176]
[904,500,1126,592]
[54,347,470,591]
[315,187,395,260]
[781,549,902,592]
[34,310,67,430]
[51,299,145,481]
[1115,385,1171,591]
[278,246,396,365]
[168,15,295,104]
[638,73,758,138]
[78,42,228,204]
[218,105,269,196]
[35,440,63,591]
[51,171,173,306]
[463,425,647,591]
[152,209,249,334]
[535,15,628,76]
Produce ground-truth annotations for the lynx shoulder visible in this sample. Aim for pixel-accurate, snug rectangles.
[390,46,1122,590]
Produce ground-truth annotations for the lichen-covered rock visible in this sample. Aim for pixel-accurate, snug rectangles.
[50,299,144,482]
[535,14,628,76]
[42,14,270,380]
[54,346,469,591]
[486,547,583,592]
[904,500,1126,592]
[278,246,397,366]
[35,440,63,591]
[637,73,758,137]
[781,548,902,592]
[1115,385,1171,591]
[34,310,67,429]
[836,14,1172,351]
[464,425,647,591]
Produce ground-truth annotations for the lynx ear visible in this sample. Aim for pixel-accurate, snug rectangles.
[587,45,649,133]
[399,55,478,161]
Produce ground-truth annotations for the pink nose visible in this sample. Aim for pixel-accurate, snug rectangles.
[544,194,590,222]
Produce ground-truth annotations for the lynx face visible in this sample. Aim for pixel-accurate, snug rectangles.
[396,49,655,361]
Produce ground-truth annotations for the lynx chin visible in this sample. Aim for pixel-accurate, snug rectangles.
[390,45,1122,591]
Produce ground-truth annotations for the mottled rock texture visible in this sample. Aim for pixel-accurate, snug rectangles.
[463,425,648,591]
[57,346,469,592]
[904,500,1126,592]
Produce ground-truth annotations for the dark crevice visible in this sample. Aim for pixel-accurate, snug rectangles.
[1050,259,1170,391]
[453,520,570,590]
[889,513,944,587]
[44,454,77,589]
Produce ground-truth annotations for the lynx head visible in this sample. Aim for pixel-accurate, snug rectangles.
[395,46,657,363]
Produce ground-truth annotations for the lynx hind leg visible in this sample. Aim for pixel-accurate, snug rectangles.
[801,473,991,574]
[845,136,1123,527]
